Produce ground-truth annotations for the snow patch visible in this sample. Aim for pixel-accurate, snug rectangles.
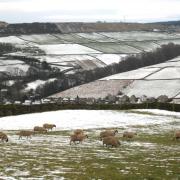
[38,44,101,55]
[0,109,179,131]
[101,67,160,80]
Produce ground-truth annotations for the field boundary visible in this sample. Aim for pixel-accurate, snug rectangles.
[0,102,180,118]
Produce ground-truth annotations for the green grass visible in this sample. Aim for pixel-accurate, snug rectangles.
[0,128,179,179]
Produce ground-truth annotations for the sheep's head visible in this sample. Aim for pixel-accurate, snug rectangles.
[114,130,118,134]
[85,135,88,138]
[6,138,8,142]
[53,124,56,128]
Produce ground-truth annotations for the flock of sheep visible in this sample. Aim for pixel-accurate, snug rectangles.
[69,129,137,147]
[0,124,180,147]
[70,129,180,147]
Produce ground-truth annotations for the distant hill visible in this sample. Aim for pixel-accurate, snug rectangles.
[0,22,60,35]
[154,20,180,26]
[55,22,165,33]
[0,21,180,35]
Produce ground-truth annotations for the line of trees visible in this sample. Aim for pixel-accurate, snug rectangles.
[35,43,180,98]
[1,102,180,118]
[0,43,20,55]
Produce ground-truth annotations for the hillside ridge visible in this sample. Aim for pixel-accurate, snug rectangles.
[0,21,180,35]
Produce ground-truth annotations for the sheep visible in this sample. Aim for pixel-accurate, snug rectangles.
[73,129,84,135]
[43,123,56,131]
[100,130,118,140]
[70,134,88,145]
[18,130,34,139]
[102,136,121,148]
[174,130,180,140]
[34,126,47,133]
[0,132,8,142]
[123,131,137,139]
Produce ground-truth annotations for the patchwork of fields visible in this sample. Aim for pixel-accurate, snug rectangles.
[50,56,180,99]
[0,31,180,98]
[1,31,180,75]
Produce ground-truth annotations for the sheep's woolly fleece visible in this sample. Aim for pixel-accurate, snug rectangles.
[0,109,180,131]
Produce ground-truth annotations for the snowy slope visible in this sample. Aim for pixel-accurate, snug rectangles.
[0,109,179,131]
[25,78,57,90]
[101,67,160,80]
[50,56,180,99]
[123,79,180,98]
[38,44,101,55]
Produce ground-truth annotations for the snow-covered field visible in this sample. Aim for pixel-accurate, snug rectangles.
[146,67,180,79]
[146,61,180,68]
[123,79,180,98]
[0,109,179,179]
[94,54,127,65]
[0,36,27,45]
[50,55,180,99]
[50,80,131,98]
[0,109,179,131]
[53,33,94,43]
[25,78,57,91]
[157,39,180,45]
[126,41,160,52]
[100,65,180,81]
[37,55,95,63]
[20,34,66,44]
[0,59,24,65]
[1,31,180,78]
[101,31,179,41]
[77,32,117,42]
[101,67,160,80]
[36,54,126,71]
[38,44,101,55]
[0,64,30,76]
[1,31,180,96]
[84,42,142,54]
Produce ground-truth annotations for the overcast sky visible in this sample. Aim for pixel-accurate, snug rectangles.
[0,0,180,23]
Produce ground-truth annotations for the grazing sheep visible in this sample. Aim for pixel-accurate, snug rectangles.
[174,131,180,140]
[73,129,84,135]
[43,123,56,131]
[103,136,120,148]
[123,131,137,139]
[34,126,47,133]
[70,134,88,145]
[0,132,8,142]
[18,130,34,139]
[100,130,118,140]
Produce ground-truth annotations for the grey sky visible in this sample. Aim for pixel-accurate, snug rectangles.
[0,0,180,23]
